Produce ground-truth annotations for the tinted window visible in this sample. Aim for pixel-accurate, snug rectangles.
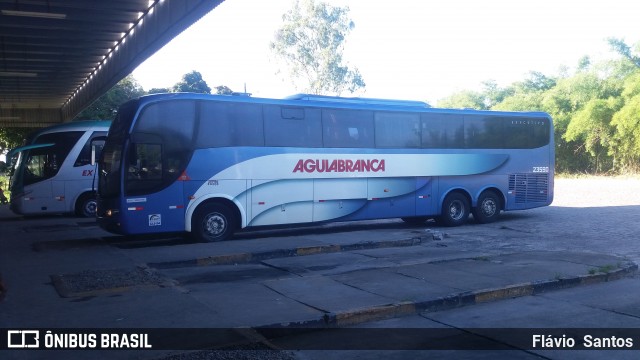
[126,143,163,194]
[464,116,504,149]
[504,117,550,149]
[136,100,196,142]
[23,131,83,185]
[421,113,464,148]
[127,100,196,195]
[197,101,264,147]
[375,112,420,148]
[322,109,374,148]
[264,105,321,147]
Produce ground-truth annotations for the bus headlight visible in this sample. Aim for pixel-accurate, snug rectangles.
[106,209,119,217]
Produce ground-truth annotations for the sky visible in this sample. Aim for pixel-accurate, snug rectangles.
[132,0,640,106]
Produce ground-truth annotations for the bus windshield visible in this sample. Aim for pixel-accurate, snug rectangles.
[10,132,83,192]
[99,100,139,198]
[99,98,196,197]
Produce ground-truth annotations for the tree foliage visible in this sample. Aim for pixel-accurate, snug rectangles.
[270,0,365,95]
[439,39,640,174]
[0,128,33,156]
[608,37,640,68]
[214,85,234,95]
[172,70,212,94]
[75,75,145,120]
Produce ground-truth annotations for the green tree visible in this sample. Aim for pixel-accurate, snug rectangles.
[437,90,486,109]
[270,0,365,95]
[541,69,622,173]
[148,87,170,94]
[214,85,234,95]
[172,71,211,94]
[75,75,145,120]
[564,98,618,173]
[0,128,33,156]
[608,38,640,68]
[610,72,640,172]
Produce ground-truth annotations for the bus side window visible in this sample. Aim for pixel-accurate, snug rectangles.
[421,114,464,149]
[374,112,420,148]
[322,109,374,148]
[264,106,322,147]
[197,102,264,148]
[464,116,504,149]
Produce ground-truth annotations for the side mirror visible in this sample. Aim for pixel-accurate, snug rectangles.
[90,136,107,166]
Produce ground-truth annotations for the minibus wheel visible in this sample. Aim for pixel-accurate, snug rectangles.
[75,192,97,218]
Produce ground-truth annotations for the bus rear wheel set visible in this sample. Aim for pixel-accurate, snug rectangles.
[438,190,502,227]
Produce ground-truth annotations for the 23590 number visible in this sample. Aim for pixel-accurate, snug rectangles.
[533,166,549,173]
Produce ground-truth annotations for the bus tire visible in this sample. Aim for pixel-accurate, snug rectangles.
[75,192,97,217]
[439,192,470,227]
[473,190,502,224]
[192,202,236,242]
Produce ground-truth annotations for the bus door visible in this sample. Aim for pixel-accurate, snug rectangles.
[122,139,186,234]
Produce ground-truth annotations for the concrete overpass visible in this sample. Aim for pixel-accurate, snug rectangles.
[0,0,224,128]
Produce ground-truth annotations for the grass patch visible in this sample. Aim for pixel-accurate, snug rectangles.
[588,264,619,275]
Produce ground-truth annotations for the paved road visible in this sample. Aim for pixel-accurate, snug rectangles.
[0,177,639,360]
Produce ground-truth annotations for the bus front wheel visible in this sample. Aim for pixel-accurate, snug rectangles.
[192,203,236,242]
[439,192,470,227]
[75,192,97,218]
[473,190,502,224]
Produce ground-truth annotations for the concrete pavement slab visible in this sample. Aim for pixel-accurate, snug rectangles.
[353,245,500,266]
[263,276,395,314]
[493,251,631,267]
[540,277,640,317]
[180,282,324,327]
[395,262,509,291]
[331,268,460,302]
[423,293,640,328]
[434,257,594,284]
[262,252,397,276]
[160,263,293,286]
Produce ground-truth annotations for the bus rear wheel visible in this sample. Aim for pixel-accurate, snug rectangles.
[75,192,97,218]
[473,190,502,224]
[439,192,470,227]
[192,203,236,242]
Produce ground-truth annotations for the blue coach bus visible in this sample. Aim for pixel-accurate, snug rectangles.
[96,93,554,242]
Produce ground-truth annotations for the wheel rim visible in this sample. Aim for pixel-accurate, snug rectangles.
[203,212,226,237]
[481,198,497,217]
[448,200,465,221]
[84,200,97,216]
